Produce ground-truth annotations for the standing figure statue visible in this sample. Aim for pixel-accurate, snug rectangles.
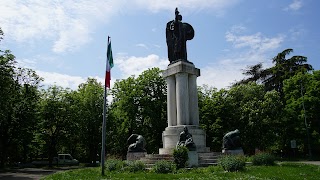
[176,126,196,151]
[166,8,194,64]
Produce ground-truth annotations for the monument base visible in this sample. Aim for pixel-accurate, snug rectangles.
[159,125,210,154]
[222,148,244,155]
[187,151,199,167]
[126,152,147,161]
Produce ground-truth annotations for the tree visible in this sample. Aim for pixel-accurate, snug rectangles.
[264,49,313,97]
[198,86,232,151]
[75,78,104,163]
[283,71,320,156]
[0,28,42,166]
[37,86,73,166]
[0,48,18,167]
[234,63,265,85]
[135,68,167,153]
[199,83,283,154]
[12,68,42,163]
[235,49,313,98]
[109,68,167,157]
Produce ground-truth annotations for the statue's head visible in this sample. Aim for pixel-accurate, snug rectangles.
[183,126,188,132]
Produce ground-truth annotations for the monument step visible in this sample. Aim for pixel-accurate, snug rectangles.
[145,154,173,158]
[199,159,218,164]
[199,155,220,160]
[198,152,222,156]
[198,152,221,167]
[199,162,218,167]
[140,153,174,166]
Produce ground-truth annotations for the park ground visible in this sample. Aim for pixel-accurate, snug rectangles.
[0,161,319,180]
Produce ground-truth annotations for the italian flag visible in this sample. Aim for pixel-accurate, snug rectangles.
[105,39,114,88]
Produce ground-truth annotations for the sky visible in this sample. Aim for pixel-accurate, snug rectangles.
[0,0,319,90]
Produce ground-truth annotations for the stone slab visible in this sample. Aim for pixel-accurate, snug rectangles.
[187,151,199,167]
[126,152,147,161]
[222,149,244,155]
[162,61,200,78]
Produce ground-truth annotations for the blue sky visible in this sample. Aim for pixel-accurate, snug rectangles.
[0,0,319,90]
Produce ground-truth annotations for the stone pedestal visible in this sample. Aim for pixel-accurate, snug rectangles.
[126,152,147,161]
[187,151,199,167]
[222,148,244,155]
[160,61,209,154]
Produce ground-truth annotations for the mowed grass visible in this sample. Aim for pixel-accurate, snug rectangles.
[43,163,320,180]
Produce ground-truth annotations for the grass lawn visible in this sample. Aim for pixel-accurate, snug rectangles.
[43,163,320,180]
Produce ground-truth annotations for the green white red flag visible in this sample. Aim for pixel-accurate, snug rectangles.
[105,38,114,88]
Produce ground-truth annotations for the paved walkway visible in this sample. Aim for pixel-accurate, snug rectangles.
[295,161,320,166]
[0,166,81,180]
[0,168,59,180]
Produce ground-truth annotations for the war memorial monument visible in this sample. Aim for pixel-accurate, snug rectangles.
[127,8,239,167]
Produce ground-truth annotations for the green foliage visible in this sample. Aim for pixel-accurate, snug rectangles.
[218,155,246,172]
[252,153,275,166]
[109,67,166,157]
[199,83,283,154]
[105,159,125,171]
[105,160,146,173]
[44,163,320,180]
[152,160,176,174]
[0,38,42,167]
[122,161,146,172]
[74,78,104,163]
[173,146,189,169]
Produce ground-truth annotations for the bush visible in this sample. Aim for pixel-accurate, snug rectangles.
[122,160,146,172]
[218,155,246,172]
[105,159,125,171]
[252,153,275,166]
[173,146,189,169]
[152,160,176,174]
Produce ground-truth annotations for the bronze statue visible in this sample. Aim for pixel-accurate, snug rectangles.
[166,8,194,64]
[176,126,196,151]
[222,129,242,150]
[127,134,146,152]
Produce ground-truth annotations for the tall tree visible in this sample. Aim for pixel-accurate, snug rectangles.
[0,28,42,166]
[283,71,320,155]
[264,49,313,97]
[235,49,313,98]
[12,68,42,163]
[37,86,73,166]
[75,78,104,163]
[0,48,18,167]
[235,63,265,85]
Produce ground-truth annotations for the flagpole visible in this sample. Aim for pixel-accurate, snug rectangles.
[101,36,110,176]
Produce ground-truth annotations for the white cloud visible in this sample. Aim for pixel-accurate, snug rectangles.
[133,0,240,13]
[36,70,86,89]
[0,0,120,53]
[0,0,240,53]
[116,54,168,78]
[197,26,284,89]
[284,0,303,11]
[16,58,37,69]
[36,70,118,90]
[198,61,244,89]
[289,26,306,41]
[136,43,149,49]
[225,28,284,53]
